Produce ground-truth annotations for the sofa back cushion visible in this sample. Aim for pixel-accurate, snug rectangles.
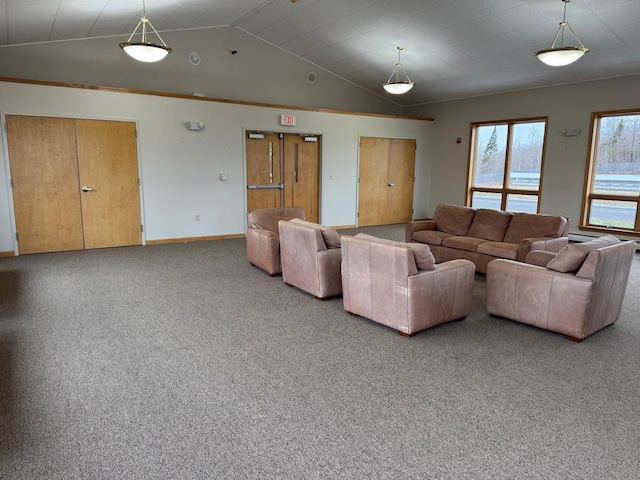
[547,234,620,273]
[466,209,513,241]
[356,233,436,271]
[248,206,305,233]
[503,213,567,244]
[289,218,341,248]
[433,204,476,236]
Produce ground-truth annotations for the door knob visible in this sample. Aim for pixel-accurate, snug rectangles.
[387,183,395,187]
[81,186,94,192]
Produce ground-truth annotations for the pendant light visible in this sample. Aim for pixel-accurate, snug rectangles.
[119,0,172,63]
[382,47,415,95]
[535,0,588,67]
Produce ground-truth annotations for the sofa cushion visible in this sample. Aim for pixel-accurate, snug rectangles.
[412,229,453,246]
[503,213,567,244]
[356,233,436,271]
[546,235,620,273]
[476,241,519,260]
[433,204,476,236]
[289,218,341,248]
[466,209,513,242]
[442,236,489,253]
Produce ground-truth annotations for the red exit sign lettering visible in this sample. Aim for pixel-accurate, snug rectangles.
[280,114,296,126]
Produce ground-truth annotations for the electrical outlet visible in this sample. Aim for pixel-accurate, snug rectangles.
[195,214,200,221]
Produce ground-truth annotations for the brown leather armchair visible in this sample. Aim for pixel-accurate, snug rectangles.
[486,235,635,342]
[246,206,305,276]
[341,234,476,336]
[278,219,343,299]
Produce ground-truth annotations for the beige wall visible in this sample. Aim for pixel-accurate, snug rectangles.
[405,74,640,237]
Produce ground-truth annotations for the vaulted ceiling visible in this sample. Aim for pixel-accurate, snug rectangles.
[1,0,639,105]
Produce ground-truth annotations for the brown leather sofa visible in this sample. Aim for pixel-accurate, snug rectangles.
[406,204,569,273]
[486,235,635,342]
[278,219,343,299]
[341,233,476,336]
[246,206,305,275]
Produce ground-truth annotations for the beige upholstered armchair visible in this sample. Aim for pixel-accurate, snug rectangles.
[486,235,635,342]
[341,234,476,336]
[278,219,343,299]
[246,206,305,276]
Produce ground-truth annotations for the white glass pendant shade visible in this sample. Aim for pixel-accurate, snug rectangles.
[382,81,414,94]
[120,42,171,63]
[535,46,587,67]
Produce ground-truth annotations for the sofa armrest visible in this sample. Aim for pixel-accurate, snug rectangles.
[405,219,437,242]
[525,250,558,267]
[517,236,569,262]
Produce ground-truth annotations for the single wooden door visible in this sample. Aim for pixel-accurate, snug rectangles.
[76,119,142,249]
[358,137,416,227]
[7,115,85,254]
[246,132,283,212]
[283,134,319,223]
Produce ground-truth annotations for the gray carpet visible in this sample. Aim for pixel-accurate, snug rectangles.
[0,225,639,480]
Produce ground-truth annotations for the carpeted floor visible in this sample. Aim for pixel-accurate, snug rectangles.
[0,225,639,479]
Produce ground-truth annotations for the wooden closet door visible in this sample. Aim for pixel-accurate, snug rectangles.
[386,138,416,224]
[75,119,142,249]
[358,137,416,227]
[284,134,319,223]
[7,115,84,254]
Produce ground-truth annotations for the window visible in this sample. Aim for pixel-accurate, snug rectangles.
[467,118,547,213]
[583,111,640,234]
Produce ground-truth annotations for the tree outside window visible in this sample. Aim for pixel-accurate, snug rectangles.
[468,118,547,213]
[583,111,640,233]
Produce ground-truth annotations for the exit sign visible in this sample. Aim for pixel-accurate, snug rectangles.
[280,114,296,126]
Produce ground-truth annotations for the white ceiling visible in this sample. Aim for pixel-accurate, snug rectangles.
[1,0,639,105]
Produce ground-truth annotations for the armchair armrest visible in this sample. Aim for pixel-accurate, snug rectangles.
[405,219,437,242]
[246,227,281,274]
[517,236,568,262]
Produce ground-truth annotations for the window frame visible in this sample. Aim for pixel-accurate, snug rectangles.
[581,108,640,236]
[466,117,549,213]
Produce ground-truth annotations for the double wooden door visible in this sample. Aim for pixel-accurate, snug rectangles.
[6,115,142,254]
[246,132,319,223]
[358,137,416,227]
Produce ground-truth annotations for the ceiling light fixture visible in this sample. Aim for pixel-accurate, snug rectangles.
[119,0,171,63]
[382,47,415,94]
[535,0,588,67]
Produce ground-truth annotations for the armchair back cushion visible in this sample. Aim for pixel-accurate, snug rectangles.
[248,206,306,233]
[547,235,620,273]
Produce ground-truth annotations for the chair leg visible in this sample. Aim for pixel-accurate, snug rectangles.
[566,335,583,343]
[346,311,356,316]
[398,331,415,337]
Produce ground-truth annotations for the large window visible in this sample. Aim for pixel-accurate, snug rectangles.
[583,110,640,234]
[468,118,547,213]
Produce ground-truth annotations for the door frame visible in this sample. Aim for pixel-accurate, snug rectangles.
[242,126,323,228]
[356,134,417,227]
[1,111,146,255]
